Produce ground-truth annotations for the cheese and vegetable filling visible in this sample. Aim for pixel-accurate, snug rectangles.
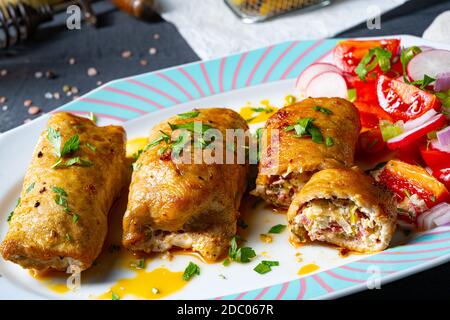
[288,168,397,253]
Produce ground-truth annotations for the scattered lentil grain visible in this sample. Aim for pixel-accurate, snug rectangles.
[121,50,132,58]
[87,67,98,77]
[28,106,41,115]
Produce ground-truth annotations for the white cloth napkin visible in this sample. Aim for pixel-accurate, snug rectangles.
[159,0,407,60]
[423,11,450,44]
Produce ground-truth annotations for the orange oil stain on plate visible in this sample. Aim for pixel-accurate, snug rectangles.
[30,271,71,294]
[97,267,186,300]
[239,100,277,125]
[45,282,71,294]
[297,264,320,276]
[126,137,148,158]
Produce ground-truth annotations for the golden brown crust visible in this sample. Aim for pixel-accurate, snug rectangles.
[253,98,361,208]
[287,167,397,252]
[0,113,129,271]
[122,108,249,261]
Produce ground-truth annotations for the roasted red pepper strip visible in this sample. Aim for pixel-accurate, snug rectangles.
[420,143,450,171]
[378,160,450,210]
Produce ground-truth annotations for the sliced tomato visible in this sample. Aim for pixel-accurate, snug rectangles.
[357,128,386,154]
[333,39,400,74]
[420,144,450,171]
[377,75,442,121]
[378,160,450,211]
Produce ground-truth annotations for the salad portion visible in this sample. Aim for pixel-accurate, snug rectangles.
[295,38,450,230]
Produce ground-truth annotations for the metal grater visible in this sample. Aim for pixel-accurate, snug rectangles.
[224,0,332,23]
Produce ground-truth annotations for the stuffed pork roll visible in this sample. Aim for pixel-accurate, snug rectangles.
[252,97,360,208]
[287,168,397,253]
[0,113,128,271]
[122,108,249,261]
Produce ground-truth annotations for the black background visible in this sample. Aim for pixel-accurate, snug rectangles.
[1,0,450,299]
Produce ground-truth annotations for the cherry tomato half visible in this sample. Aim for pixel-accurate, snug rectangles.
[377,75,441,121]
[333,39,400,74]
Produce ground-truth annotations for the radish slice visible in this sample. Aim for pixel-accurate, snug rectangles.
[403,109,437,132]
[295,63,341,93]
[305,71,348,99]
[437,126,450,147]
[387,114,447,149]
[435,72,450,92]
[431,139,450,153]
[407,49,450,81]
[417,202,450,230]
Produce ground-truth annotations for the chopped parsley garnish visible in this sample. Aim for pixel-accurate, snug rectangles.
[143,121,214,159]
[409,74,436,90]
[325,137,334,147]
[182,262,200,281]
[111,292,120,300]
[372,162,387,171]
[26,182,35,193]
[355,46,392,81]
[222,258,231,266]
[268,224,286,234]
[285,117,323,144]
[88,112,97,123]
[132,149,143,162]
[145,132,170,151]
[85,142,97,152]
[53,157,92,168]
[72,213,80,224]
[65,233,72,241]
[61,135,80,156]
[47,129,91,168]
[403,189,411,199]
[47,127,62,157]
[177,111,200,119]
[131,259,145,270]
[52,186,68,197]
[314,106,332,114]
[251,106,274,113]
[6,198,19,223]
[52,186,73,214]
[228,236,256,263]
[347,88,357,102]
[237,218,248,229]
[254,260,279,274]
[168,122,212,134]
[308,125,323,144]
